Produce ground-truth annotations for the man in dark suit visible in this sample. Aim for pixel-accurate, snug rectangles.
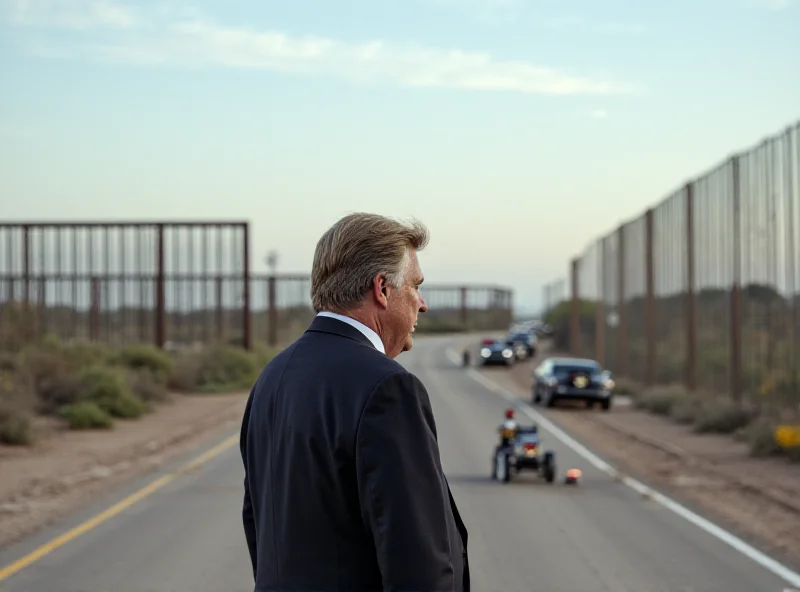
[240,213,469,591]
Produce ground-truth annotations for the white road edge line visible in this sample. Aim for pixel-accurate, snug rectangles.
[444,348,800,589]
[445,349,465,367]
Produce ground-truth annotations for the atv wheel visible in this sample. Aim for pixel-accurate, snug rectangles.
[542,451,556,484]
[494,450,511,483]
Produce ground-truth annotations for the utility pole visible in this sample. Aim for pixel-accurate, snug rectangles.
[265,250,278,274]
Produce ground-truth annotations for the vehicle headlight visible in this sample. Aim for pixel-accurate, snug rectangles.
[481,348,491,357]
[502,349,513,358]
[604,378,615,390]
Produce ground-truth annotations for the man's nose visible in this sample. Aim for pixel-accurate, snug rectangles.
[418,294,428,312]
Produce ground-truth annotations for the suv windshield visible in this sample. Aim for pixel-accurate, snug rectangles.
[553,363,599,375]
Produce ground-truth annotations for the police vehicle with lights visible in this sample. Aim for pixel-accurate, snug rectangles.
[478,338,515,366]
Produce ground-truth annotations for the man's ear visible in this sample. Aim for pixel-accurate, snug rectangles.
[372,274,389,309]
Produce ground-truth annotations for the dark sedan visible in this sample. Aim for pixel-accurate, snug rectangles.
[532,357,615,410]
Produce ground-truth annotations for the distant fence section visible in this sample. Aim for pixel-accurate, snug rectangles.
[0,221,514,350]
[248,276,513,347]
[544,120,799,410]
[541,278,567,318]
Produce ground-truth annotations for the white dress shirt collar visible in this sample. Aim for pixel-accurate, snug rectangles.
[316,311,386,354]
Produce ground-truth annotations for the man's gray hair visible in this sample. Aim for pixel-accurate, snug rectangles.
[310,213,430,313]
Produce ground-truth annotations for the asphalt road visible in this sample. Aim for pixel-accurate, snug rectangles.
[0,334,796,591]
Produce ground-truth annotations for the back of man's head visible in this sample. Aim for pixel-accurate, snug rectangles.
[310,213,429,313]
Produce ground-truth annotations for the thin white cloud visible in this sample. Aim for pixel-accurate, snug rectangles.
[6,0,136,30]
[427,0,523,14]
[429,0,525,24]
[745,0,795,9]
[590,108,609,119]
[537,15,648,36]
[425,0,647,35]
[4,0,635,96]
[593,21,648,36]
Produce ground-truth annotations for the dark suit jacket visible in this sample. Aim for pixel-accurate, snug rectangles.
[240,315,470,591]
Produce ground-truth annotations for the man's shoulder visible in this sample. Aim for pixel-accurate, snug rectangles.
[258,332,408,384]
[260,340,298,369]
[331,341,412,389]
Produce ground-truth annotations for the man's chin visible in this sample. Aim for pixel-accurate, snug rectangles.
[402,335,413,351]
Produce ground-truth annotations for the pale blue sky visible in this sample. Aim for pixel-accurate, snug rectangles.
[1,0,798,313]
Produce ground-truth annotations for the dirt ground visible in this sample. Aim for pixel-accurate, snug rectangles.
[0,391,249,549]
[476,348,800,570]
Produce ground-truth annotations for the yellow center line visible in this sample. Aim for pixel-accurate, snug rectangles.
[0,433,240,583]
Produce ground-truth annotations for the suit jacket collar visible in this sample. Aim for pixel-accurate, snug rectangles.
[306,314,383,352]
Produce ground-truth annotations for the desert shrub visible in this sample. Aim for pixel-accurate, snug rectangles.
[0,385,33,446]
[169,343,272,393]
[113,344,173,385]
[670,397,704,425]
[76,365,148,419]
[744,417,783,457]
[0,301,39,351]
[692,399,755,434]
[127,368,170,403]
[635,384,688,416]
[167,352,202,392]
[0,352,18,373]
[7,335,275,421]
[58,401,113,430]
[612,376,640,398]
[0,335,283,439]
[55,339,110,371]
[0,404,33,445]
[16,347,82,414]
[13,336,116,414]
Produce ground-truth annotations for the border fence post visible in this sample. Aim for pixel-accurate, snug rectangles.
[730,155,743,403]
[617,225,627,376]
[459,287,467,327]
[268,276,277,347]
[570,258,581,354]
[242,223,251,350]
[685,182,698,391]
[155,224,166,349]
[645,209,656,386]
[595,239,606,366]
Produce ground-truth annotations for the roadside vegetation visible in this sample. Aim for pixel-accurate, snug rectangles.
[543,295,800,464]
[0,334,279,446]
[599,376,800,463]
[0,299,509,447]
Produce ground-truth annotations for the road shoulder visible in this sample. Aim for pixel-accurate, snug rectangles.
[0,392,248,549]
